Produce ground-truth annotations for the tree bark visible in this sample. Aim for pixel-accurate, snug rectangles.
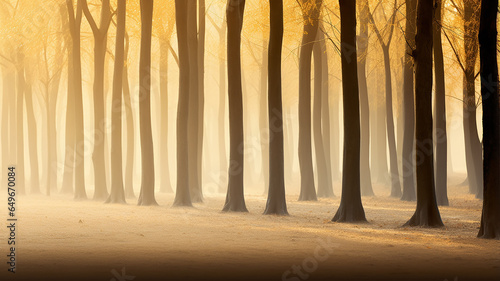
[25,71,40,194]
[264,0,288,215]
[197,0,206,198]
[332,0,366,223]
[401,0,417,202]
[404,0,443,227]
[298,0,322,201]
[137,0,157,206]
[217,17,228,193]
[106,0,126,204]
[173,0,193,207]
[223,0,247,212]
[433,0,449,206]
[357,0,374,196]
[187,0,203,203]
[123,32,135,199]
[259,36,269,194]
[313,32,333,198]
[477,0,500,239]
[15,50,26,195]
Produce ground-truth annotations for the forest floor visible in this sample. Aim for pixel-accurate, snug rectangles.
[1,175,499,281]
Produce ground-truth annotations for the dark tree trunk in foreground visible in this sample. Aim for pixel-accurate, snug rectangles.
[433,0,448,206]
[197,0,206,200]
[298,0,322,201]
[137,0,157,206]
[357,0,374,196]
[173,0,193,207]
[67,0,86,200]
[404,0,443,227]
[332,0,366,223]
[401,0,417,202]
[264,0,288,215]
[477,0,500,239]
[463,0,483,199]
[187,0,203,203]
[106,0,126,204]
[123,33,135,199]
[313,32,333,198]
[223,0,247,212]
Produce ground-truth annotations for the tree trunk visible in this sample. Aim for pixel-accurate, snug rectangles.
[61,1,76,195]
[401,0,416,202]
[332,0,366,223]
[15,50,26,195]
[123,32,135,199]
[197,0,206,197]
[25,76,40,194]
[223,0,247,212]
[173,0,193,207]
[159,37,173,193]
[187,0,203,203]
[372,67,389,185]
[433,0,448,206]
[404,0,443,227]
[463,0,483,198]
[106,0,126,204]
[217,17,228,193]
[357,0,374,196]
[264,0,288,215]
[381,47,402,197]
[313,33,333,198]
[2,69,15,192]
[259,36,269,194]
[137,0,157,206]
[477,0,500,239]
[298,0,322,201]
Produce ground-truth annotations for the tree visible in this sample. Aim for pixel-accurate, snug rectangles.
[433,0,449,206]
[81,0,112,201]
[106,0,126,204]
[187,0,203,203]
[357,0,374,197]
[297,0,322,201]
[312,28,334,198]
[367,0,401,198]
[477,0,500,239]
[173,0,193,207]
[197,0,206,201]
[15,48,26,195]
[24,62,40,194]
[137,0,157,206]
[404,0,443,227]
[332,0,366,223]
[264,0,287,216]
[123,31,136,199]
[401,0,416,202]
[223,0,247,212]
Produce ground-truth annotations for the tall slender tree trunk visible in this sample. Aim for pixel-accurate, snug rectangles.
[106,0,126,204]
[381,47,402,197]
[357,0,374,196]
[217,17,228,193]
[1,68,15,191]
[264,0,288,215]
[198,0,206,196]
[330,81,340,182]
[123,32,135,199]
[259,36,269,193]
[61,1,76,195]
[463,0,483,198]
[16,49,26,195]
[187,0,203,203]
[137,0,157,206]
[477,0,500,239]
[333,0,366,223]
[298,0,322,201]
[159,38,173,193]
[401,0,417,201]
[173,0,193,207]
[223,0,247,212]
[25,73,40,194]
[313,33,333,198]
[404,0,443,227]
[372,68,389,184]
[433,0,448,206]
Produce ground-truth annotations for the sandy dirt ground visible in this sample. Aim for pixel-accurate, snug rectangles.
[1,176,499,281]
